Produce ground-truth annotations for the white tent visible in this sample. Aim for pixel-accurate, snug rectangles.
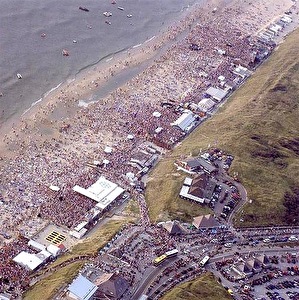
[205,86,228,101]
[155,127,163,134]
[104,146,113,154]
[103,159,110,165]
[49,185,60,192]
[36,249,52,262]
[172,110,196,132]
[47,244,61,257]
[28,240,46,252]
[152,111,161,118]
[197,98,216,112]
[13,251,43,271]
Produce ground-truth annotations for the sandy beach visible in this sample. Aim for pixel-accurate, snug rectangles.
[0,0,298,295]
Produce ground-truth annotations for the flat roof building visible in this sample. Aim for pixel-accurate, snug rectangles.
[13,251,43,271]
[197,98,216,112]
[205,86,228,102]
[171,110,197,132]
[73,176,124,210]
[68,274,98,300]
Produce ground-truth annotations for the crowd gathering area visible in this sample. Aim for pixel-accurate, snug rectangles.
[0,0,297,298]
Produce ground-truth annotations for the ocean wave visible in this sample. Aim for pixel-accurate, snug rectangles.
[21,82,63,116]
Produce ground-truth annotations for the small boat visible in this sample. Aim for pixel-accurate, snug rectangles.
[117,6,124,11]
[127,14,132,18]
[62,49,69,56]
[73,40,77,43]
[105,20,112,25]
[41,33,46,38]
[103,11,112,17]
[17,73,22,79]
[79,6,89,12]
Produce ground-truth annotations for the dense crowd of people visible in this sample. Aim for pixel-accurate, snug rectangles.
[0,0,296,297]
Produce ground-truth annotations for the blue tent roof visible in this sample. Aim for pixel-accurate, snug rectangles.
[68,274,98,300]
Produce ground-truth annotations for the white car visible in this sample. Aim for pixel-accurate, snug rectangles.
[288,235,298,242]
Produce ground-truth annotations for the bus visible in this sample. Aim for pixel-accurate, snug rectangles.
[199,255,210,267]
[165,249,179,258]
[153,254,167,266]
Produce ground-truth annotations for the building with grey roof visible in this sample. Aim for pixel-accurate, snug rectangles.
[68,274,98,300]
[205,86,228,102]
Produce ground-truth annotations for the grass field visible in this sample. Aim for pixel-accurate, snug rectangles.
[24,218,131,300]
[161,272,232,300]
[24,261,84,300]
[146,28,299,226]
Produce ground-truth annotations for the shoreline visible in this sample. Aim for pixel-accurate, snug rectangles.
[0,0,204,153]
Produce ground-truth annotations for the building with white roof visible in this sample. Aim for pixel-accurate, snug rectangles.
[13,251,43,271]
[205,86,228,102]
[171,110,197,132]
[73,176,124,210]
[28,240,46,252]
[197,98,216,112]
[47,244,61,257]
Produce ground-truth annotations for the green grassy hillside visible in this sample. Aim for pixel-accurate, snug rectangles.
[161,272,232,300]
[146,29,299,226]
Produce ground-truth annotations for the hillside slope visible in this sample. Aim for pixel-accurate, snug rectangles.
[146,29,299,226]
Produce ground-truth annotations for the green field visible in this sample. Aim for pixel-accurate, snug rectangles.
[161,272,232,300]
[146,29,299,226]
[24,261,84,300]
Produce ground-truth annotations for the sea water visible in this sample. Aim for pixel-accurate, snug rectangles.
[0,0,197,130]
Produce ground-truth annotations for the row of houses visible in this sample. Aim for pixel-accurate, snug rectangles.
[258,14,293,44]
[231,255,271,280]
[159,215,221,235]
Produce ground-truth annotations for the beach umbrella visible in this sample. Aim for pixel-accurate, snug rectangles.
[152,111,161,118]
[104,146,113,154]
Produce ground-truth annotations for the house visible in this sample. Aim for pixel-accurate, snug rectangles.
[179,174,217,204]
[162,220,186,235]
[95,273,129,299]
[181,158,217,175]
[192,214,220,229]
